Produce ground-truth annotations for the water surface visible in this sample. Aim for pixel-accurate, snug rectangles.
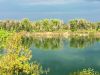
[25,36,100,75]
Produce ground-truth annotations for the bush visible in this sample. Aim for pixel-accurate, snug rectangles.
[70,68,100,75]
[69,19,91,31]
[20,18,33,31]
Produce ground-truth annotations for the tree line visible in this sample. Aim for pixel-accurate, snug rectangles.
[0,18,100,32]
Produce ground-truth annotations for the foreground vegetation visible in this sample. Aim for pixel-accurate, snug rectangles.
[70,68,100,75]
[0,32,48,75]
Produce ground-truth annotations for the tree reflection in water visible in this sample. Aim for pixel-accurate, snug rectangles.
[21,36,64,50]
[21,35,100,49]
[69,35,100,48]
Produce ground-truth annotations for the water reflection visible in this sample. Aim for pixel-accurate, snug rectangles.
[69,35,100,48]
[21,36,63,50]
[21,35,100,49]
[33,38,63,50]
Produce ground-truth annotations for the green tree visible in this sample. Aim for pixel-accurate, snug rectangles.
[20,18,32,31]
[69,19,78,31]
[96,22,100,31]
[69,19,91,31]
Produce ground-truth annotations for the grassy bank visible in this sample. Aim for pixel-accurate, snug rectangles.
[15,31,100,38]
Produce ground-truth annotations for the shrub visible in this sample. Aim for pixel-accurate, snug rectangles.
[70,68,100,75]
[20,18,33,31]
[69,19,91,31]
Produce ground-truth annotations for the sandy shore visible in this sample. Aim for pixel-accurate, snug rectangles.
[22,31,100,38]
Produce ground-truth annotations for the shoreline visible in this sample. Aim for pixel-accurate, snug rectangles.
[22,31,100,38]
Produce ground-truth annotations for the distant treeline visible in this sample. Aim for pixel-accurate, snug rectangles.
[0,18,100,32]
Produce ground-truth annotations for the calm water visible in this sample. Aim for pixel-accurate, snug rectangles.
[22,36,100,75]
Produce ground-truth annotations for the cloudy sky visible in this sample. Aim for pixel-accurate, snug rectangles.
[0,0,100,21]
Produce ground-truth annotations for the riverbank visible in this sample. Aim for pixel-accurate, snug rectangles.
[1,29,100,39]
[21,31,100,38]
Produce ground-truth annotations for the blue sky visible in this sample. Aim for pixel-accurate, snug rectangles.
[0,0,100,21]
[0,0,100,12]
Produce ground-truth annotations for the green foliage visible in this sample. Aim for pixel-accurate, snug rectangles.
[96,22,100,31]
[68,19,100,31]
[70,68,100,75]
[34,19,64,32]
[0,20,20,31]
[0,32,46,75]
[0,29,11,49]
[0,18,100,32]
[0,18,65,32]
[0,29,10,39]
[69,19,91,31]
[69,19,78,31]
[20,18,33,31]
